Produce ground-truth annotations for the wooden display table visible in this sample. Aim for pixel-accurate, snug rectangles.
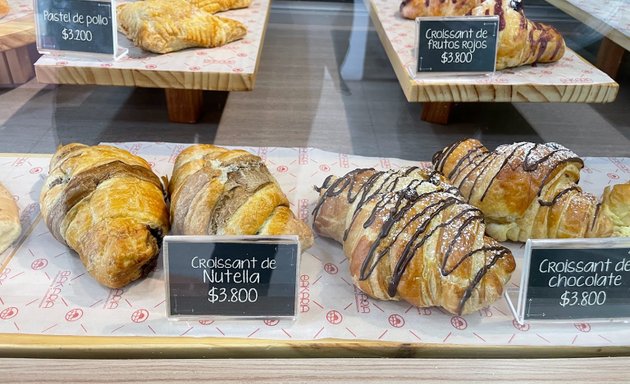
[34,0,270,123]
[546,0,629,78]
[367,0,619,124]
[0,1,37,86]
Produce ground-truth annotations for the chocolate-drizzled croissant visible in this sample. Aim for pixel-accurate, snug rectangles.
[40,144,170,288]
[400,0,565,69]
[432,139,630,241]
[170,144,314,250]
[313,167,515,315]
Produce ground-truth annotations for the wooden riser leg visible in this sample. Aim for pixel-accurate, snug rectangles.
[421,102,454,125]
[165,88,204,123]
[596,37,625,79]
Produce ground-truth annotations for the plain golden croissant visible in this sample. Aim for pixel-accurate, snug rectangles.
[40,144,170,288]
[0,181,21,254]
[400,0,565,69]
[117,0,247,54]
[312,167,515,315]
[170,144,314,250]
[432,139,630,242]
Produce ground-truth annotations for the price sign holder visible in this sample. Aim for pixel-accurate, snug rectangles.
[34,0,127,60]
[505,238,630,325]
[414,16,499,75]
[164,235,300,321]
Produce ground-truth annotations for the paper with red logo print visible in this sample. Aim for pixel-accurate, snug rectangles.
[0,143,629,347]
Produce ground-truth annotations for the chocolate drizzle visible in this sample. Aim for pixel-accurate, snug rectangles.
[313,166,513,315]
[538,185,580,207]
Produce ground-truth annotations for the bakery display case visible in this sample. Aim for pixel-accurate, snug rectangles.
[0,0,629,382]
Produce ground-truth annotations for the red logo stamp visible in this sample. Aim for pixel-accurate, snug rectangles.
[276,165,288,173]
[65,308,83,322]
[574,323,591,333]
[299,275,310,313]
[131,309,149,323]
[31,258,48,270]
[30,167,43,174]
[326,310,343,325]
[479,308,493,317]
[198,320,214,325]
[450,316,467,330]
[380,159,392,169]
[324,263,338,274]
[264,319,279,326]
[608,173,620,180]
[0,307,18,320]
[512,320,530,332]
[319,164,331,172]
[339,154,349,168]
[388,314,405,328]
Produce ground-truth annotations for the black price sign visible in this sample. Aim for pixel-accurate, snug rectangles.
[164,236,300,319]
[415,16,499,73]
[35,0,115,55]
[522,241,630,321]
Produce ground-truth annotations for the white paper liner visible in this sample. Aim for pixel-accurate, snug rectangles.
[0,143,629,347]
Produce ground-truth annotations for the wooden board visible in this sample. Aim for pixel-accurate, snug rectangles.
[367,0,619,104]
[34,0,271,92]
[1,357,630,382]
[545,0,629,51]
[0,14,35,52]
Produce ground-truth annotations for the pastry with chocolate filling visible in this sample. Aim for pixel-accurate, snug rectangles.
[400,0,565,69]
[313,167,515,315]
[432,139,630,241]
[169,144,314,251]
[40,144,170,288]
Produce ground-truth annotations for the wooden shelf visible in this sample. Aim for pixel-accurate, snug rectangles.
[0,3,37,86]
[366,0,619,123]
[34,0,271,122]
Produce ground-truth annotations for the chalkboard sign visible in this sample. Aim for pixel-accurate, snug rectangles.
[35,0,117,56]
[515,239,630,322]
[415,16,499,73]
[164,236,300,319]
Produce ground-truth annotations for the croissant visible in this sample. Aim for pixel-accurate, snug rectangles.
[312,167,515,315]
[400,0,565,69]
[170,144,314,250]
[40,144,170,288]
[432,139,630,241]
[0,182,21,254]
[117,0,247,54]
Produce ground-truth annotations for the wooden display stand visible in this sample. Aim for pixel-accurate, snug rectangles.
[367,0,619,125]
[546,0,629,79]
[34,0,270,123]
[0,14,37,86]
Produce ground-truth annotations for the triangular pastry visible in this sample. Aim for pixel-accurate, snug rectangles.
[117,0,247,54]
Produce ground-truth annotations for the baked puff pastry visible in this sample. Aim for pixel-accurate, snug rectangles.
[0,182,21,254]
[400,0,481,20]
[432,139,630,241]
[40,144,170,288]
[313,167,515,315]
[117,0,247,54]
[188,0,252,15]
[170,144,314,251]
